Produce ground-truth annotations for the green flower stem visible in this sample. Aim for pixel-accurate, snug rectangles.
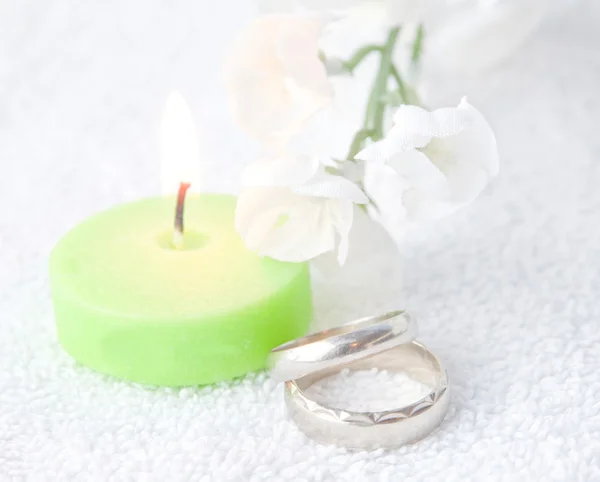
[412,24,425,64]
[343,25,426,161]
[366,27,400,141]
[344,45,381,73]
[346,128,376,160]
[390,64,409,104]
[356,181,379,212]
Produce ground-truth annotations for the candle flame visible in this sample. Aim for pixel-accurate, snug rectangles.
[159,91,201,194]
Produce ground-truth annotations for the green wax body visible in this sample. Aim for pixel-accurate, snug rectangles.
[49,194,312,386]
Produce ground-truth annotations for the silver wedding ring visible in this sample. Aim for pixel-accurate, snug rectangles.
[268,310,417,382]
[269,311,449,450]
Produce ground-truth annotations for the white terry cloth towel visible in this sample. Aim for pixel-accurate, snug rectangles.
[1,0,599,480]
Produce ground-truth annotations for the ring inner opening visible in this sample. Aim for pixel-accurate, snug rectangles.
[295,342,445,413]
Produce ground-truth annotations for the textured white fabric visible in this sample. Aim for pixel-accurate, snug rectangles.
[1,1,600,480]
[305,369,432,413]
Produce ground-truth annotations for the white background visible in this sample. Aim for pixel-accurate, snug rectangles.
[1,1,599,480]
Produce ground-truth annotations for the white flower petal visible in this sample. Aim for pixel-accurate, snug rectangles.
[402,189,462,221]
[278,19,331,97]
[392,102,473,140]
[420,100,498,204]
[259,203,336,261]
[363,162,409,242]
[236,187,337,262]
[388,149,449,199]
[287,98,362,161]
[357,102,474,163]
[234,187,288,251]
[236,163,367,263]
[364,98,498,224]
[364,159,452,223]
[328,199,354,264]
[242,153,320,187]
[292,171,368,203]
[425,0,549,74]
[355,133,418,164]
[223,14,332,146]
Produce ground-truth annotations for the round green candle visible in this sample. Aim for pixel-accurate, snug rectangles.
[49,193,312,386]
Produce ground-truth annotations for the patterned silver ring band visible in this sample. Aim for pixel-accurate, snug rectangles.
[268,310,417,382]
[284,341,449,450]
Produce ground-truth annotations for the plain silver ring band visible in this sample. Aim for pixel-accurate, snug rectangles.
[284,341,449,450]
[268,310,417,382]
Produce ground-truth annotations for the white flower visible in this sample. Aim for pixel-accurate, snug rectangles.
[424,0,551,74]
[223,14,333,147]
[256,0,557,77]
[357,98,498,229]
[235,154,368,264]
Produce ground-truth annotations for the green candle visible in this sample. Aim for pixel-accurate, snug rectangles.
[49,194,312,386]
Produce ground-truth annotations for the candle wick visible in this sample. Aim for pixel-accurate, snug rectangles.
[173,182,191,249]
